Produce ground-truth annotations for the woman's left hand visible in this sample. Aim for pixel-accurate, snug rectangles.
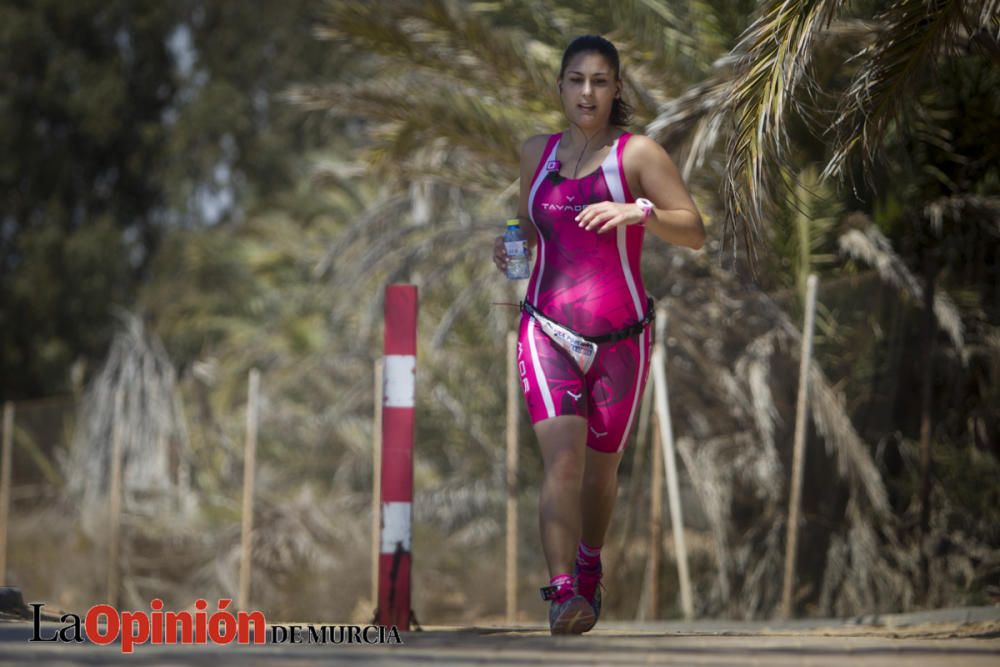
[575,202,645,234]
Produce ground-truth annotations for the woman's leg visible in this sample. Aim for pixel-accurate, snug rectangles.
[518,313,589,578]
[580,327,651,547]
[574,446,622,621]
[534,415,588,577]
[580,447,625,548]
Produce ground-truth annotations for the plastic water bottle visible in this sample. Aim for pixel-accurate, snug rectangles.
[504,219,530,280]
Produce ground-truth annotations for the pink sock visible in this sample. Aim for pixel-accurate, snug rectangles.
[549,573,574,603]
[576,541,602,570]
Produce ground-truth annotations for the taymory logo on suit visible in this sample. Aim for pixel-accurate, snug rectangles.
[540,202,587,212]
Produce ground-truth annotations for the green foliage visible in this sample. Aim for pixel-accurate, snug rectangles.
[1,1,181,397]
[934,444,1000,529]
[0,0,353,400]
[161,0,352,221]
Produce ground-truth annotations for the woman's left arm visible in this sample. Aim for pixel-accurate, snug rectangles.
[632,136,706,250]
[576,135,706,250]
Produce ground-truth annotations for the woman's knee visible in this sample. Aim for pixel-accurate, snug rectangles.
[582,469,617,494]
[543,448,585,485]
[535,416,587,475]
[582,448,623,491]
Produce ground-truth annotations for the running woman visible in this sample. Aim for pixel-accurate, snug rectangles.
[493,35,705,634]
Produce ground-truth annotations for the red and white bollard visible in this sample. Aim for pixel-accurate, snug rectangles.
[377,284,417,630]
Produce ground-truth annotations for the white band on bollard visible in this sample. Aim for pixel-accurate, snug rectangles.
[383,355,416,408]
[380,501,412,553]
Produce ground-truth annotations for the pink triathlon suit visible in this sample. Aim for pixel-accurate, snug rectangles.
[517,130,653,454]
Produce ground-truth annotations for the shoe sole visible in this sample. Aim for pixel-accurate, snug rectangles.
[580,591,600,634]
[550,596,596,635]
[573,563,602,634]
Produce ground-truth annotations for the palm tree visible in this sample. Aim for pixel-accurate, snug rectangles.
[659,0,999,605]
[656,0,998,270]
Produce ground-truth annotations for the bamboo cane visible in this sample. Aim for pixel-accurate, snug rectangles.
[617,377,652,598]
[651,307,694,619]
[505,331,519,624]
[238,369,260,611]
[647,412,663,619]
[781,274,818,618]
[918,253,937,603]
[0,402,13,582]
[106,387,125,606]
[372,357,384,609]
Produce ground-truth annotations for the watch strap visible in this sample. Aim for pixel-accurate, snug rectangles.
[636,198,653,222]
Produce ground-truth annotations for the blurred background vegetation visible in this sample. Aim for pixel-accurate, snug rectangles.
[1,0,998,623]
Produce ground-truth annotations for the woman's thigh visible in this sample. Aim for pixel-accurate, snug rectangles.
[584,327,652,454]
[517,314,588,424]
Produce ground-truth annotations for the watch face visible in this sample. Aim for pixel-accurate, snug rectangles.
[637,198,653,209]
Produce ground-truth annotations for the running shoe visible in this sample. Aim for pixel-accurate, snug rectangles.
[574,561,603,630]
[540,586,595,635]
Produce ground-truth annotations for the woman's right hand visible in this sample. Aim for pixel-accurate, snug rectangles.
[493,235,508,273]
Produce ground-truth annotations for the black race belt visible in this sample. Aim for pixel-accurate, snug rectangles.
[520,297,655,345]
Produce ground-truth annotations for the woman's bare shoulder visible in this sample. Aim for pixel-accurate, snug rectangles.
[623,132,663,156]
[520,133,553,164]
[622,132,672,167]
[621,132,666,198]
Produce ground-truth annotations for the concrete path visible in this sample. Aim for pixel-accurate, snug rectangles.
[0,606,997,666]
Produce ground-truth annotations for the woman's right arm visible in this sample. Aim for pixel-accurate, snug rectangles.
[494,134,547,272]
[515,134,548,250]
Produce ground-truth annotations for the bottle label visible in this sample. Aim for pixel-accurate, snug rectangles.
[505,240,527,258]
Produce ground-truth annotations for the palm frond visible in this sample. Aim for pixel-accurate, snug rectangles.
[647,74,733,180]
[923,194,1000,236]
[971,0,1000,61]
[675,433,740,601]
[723,0,846,274]
[808,365,892,517]
[608,0,726,84]
[314,0,555,93]
[732,330,784,502]
[837,219,968,363]
[288,74,550,187]
[417,0,560,92]
[67,312,192,533]
[822,0,970,183]
[980,0,1000,26]
[311,0,559,104]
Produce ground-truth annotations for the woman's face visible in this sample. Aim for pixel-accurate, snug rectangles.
[558,52,620,131]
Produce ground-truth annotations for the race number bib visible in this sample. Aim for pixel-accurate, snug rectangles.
[534,315,597,374]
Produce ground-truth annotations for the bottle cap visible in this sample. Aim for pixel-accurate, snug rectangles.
[506,219,520,227]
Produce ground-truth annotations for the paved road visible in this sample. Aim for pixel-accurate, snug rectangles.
[1,615,998,666]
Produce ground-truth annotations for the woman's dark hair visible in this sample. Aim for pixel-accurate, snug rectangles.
[559,35,633,128]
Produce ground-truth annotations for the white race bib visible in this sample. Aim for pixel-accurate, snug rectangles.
[534,315,597,374]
